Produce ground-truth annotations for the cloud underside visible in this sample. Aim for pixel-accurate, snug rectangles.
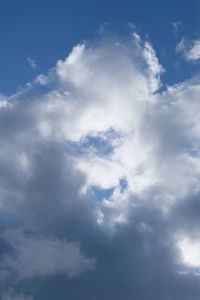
[1,33,200,299]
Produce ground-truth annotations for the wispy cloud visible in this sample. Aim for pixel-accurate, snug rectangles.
[172,21,183,35]
[27,57,37,70]
[176,37,200,61]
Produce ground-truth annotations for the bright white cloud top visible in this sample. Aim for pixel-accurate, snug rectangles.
[1,32,200,299]
[177,37,200,62]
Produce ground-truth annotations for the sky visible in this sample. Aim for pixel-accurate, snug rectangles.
[1,1,200,299]
[1,0,200,95]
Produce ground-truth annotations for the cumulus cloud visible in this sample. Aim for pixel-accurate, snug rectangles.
[0,31,200,299]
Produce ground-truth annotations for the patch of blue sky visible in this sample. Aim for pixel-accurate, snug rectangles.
[84,135,114,156]
[119,178,128,193]
[90,177,128,203]
[68,129,122,157]
[104,128,121,140]
[91,186,115,202]
[68,136,113,156]
[3,0,200,95]
[176,264,200,276]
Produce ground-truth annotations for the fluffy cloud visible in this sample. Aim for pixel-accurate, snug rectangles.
[176,37,200,61]
[0,32,200,299]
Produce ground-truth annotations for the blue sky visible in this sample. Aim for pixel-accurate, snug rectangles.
[2,1,200,300]
[1,0,200,94]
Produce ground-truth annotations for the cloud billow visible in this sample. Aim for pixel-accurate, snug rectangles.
[0,32,200,299]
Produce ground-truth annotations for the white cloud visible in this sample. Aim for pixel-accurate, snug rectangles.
[177,235,200,268]
[27,57,37,70]
[1,31,200,298]
[143,41,164,91]
[1,33,200,220]
[35,74,48,85]
[187,40,200,61]
[176,38,200,62]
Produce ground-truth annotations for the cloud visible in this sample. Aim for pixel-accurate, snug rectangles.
[177,235,200,267]
[187,40,200,61]
[0,31,200,299]
[27,57,37,70]
[176,37,200,61]
[0,231,95,280]
[172,21,183,36]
